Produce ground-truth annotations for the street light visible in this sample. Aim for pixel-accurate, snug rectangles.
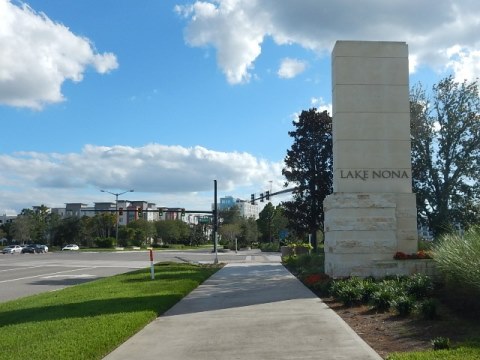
[100,189,134,246]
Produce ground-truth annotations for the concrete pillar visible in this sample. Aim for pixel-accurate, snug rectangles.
[324,41,418,278]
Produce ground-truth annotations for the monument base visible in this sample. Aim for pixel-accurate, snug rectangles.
[324,192,418,278]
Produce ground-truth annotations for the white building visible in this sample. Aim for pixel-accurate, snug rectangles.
[216,196,259,219]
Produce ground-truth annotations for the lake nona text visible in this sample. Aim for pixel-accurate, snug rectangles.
[340,169,409,181]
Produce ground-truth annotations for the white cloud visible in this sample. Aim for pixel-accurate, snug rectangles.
[311,97,332,115]
[0,0,118,109]
[176,0,480,83]
[445,46,480,82]
[278,58,307,79]
[0,144,285,214]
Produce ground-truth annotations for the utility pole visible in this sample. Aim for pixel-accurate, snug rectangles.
[213,180,218,264]
[100,189,134,246]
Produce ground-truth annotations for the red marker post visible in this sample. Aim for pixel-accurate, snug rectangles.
[149,249,155,280]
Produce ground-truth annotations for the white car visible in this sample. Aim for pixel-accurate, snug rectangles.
[62,244,79,251]
[2,245,23,254]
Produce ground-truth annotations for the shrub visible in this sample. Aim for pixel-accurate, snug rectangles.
[404,273,434,299]
[434,227,480,292]
[431,337,450,350]
[391,295,415,317]
[370,282,402,311]
[330,277,364,306]
[259,242,280,252]
[419,298,438,320]
[94,237,115,248]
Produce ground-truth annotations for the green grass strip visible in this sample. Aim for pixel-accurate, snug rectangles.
[0,262,220,360]
[387,340,480,360]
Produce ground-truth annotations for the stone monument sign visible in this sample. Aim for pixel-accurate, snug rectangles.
[324,41,418,278]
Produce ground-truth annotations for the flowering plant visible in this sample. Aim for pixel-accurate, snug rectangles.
[394,250,433,260]
[303,273,330,287]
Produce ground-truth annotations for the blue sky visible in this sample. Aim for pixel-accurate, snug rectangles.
[1,0,479,214]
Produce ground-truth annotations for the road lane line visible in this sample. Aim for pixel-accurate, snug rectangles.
[0,265,45,273]
[0,267,94,284]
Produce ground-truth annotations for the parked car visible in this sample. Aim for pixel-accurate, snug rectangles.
[2,245,23,254]
[39,244,48,253]
[62,244,79,251]
[21,244,47,254]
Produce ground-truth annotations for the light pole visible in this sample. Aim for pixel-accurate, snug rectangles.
[100,189,134,246]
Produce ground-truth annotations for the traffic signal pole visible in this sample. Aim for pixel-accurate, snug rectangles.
[213,180,218,264]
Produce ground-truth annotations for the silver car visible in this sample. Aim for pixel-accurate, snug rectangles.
[2,245,23,254]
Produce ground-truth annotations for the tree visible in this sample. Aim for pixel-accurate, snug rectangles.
[189,224,209,246]
[127,219,156,246]
[282,108,333,251]
[257,202,275,243]
[237,217,258,248]
[219,206,242,224]
[218,223,241,248]
[53,216,82,246]
[410,76,480,236]
[11,211,33,243]
[155,220,190,245]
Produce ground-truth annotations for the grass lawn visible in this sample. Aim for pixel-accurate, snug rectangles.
[0,262,220,360]
[387,340,480,360]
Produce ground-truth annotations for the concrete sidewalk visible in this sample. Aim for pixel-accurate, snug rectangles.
[103,263,382,360]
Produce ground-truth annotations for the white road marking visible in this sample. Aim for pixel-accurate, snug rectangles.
[0,267,93,284]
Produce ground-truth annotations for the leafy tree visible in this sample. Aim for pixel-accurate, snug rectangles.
[53,216,82,246]
[45,212,62,246]
[118,226,136,247]
[257,203,289,244]
[237,217,258,248]
[0,221,13,241]
[188,223,209,246]
[271,204,289,241]
[410,76,480,236]
[127,218,156,246]
[218,223,241,248]
[155,220,190,245]
[89,213,116,239]
[30,205,50,242]
[257,202,277,243]
[282,108,333,251]
[11,211,33,243]
[219,206,242,224]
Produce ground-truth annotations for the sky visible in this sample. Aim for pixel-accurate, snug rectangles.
[1,0,480,215]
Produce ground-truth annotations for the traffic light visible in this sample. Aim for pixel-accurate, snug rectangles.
[137,207,142,216]
[250,194,255,205]
[265,191,270,201]
[181,208,185,217]
[260,193,264,202]
[118,207,123,216]
[159,208,164,216]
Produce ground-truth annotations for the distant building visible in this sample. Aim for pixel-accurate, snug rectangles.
[216,196,259,219]
[0,214,16,225]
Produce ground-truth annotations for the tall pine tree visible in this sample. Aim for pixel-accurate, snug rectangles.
[282,108,333,251]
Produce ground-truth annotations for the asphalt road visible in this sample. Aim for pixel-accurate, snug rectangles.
[0,249,281,303]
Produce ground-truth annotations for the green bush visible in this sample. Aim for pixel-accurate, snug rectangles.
[404,273,434,299]
[259,242,280,252]
[94,237,115,248]
[391,294,415,317]
[283,253,325,277]
[370,282,402,311]
[434,227,480,292]
[330,277,365,306]
[419,298,438,320]
[431,337,450,350]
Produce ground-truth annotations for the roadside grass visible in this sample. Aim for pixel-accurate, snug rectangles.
[0,262,220,360]
[387,340,480,360]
